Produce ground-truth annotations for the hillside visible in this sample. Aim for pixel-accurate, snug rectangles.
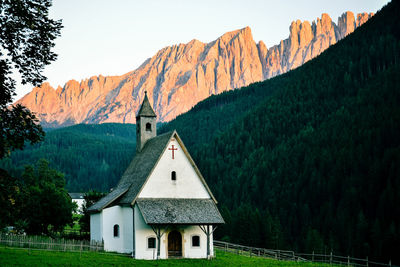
[184,0,399,264]
[15,12,371,127]
[1,124,136,191]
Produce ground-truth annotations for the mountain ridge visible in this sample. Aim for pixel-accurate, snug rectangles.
[16,11,373,127]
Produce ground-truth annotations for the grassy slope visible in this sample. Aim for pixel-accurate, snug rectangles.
[0,247,332,267]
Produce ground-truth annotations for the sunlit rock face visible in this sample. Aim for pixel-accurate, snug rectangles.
[16,12,372,127]
[263,12,373,78]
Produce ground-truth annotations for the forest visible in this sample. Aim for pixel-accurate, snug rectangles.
[1,0,399,264]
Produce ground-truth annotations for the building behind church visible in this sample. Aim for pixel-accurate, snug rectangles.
[88,92,224,259]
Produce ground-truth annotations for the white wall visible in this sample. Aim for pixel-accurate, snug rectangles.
[102,206,133,254]
[90,213,102,242]
[134,205,163,259]
[138,139,210,199]
[182,225,213,258]
[72,198,85,214]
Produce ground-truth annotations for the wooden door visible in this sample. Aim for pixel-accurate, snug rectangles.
[168,230,182,257]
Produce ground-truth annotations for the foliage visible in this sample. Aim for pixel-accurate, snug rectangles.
[189,1,400,263]
[16,159,75,235]
[0,123,136,191]
[79,190,106,233]
[0,104,44,158]
[0,247,334,267]
[0,0,62,158]
[0,169,19,229]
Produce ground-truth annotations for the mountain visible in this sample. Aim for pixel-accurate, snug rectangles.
[16,12,372,127]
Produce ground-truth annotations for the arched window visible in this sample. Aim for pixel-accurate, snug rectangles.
[147,237,156,249]
[113,224,119,237]
[171,171,176,181]
[146,123,152,131]
[192,235,200,247]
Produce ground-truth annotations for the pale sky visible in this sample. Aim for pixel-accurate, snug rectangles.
[13,0,390,101]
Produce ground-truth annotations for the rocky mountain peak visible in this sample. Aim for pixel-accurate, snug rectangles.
[16,11,373,127]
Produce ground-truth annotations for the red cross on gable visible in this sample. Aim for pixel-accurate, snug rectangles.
[168,145,178,159]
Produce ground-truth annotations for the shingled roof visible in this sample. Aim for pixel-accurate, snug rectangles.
[137,198,224,225]
[88,130,218,213]
[88,131,173,213]
[136,92,156,117]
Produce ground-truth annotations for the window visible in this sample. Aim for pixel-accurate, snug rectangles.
[192,235,200,247]
[113,224,119,237]
[146,123,152,131]
[171,171,176,181]
[148,237,156,249]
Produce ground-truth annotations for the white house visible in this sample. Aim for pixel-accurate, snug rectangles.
[68,193,85,214]
[88,92,224,259]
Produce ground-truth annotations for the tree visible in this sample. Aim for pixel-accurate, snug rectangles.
[0,168,19,229]
[0,0,62,158]
[17,159,74,235]
[79,190,106,233]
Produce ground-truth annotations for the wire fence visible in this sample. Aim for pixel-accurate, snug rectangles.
[0,233,103,253]
[214,240,396,267]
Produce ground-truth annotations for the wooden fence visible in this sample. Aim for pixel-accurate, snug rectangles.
[0,234,395,266]
[0,234,103,253]
[214,240,395,267]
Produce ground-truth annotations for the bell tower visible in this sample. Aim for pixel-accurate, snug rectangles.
[136,91,157,152]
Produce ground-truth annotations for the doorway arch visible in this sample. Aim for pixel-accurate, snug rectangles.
[168,230,182,257]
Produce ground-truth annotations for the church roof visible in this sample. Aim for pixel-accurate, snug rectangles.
[136,92,156,117]
[136,198,225,225]
[88,130,218,213]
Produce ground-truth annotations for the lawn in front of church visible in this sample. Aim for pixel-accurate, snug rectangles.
[0,247,336,266]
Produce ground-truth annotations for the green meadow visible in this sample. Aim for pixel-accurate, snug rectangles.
[0,247,336,267]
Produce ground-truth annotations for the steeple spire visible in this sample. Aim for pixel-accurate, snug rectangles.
[137,91,156,118]
[136,91,157,152]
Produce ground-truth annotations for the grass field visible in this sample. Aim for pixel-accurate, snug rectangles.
[0,247,335,266]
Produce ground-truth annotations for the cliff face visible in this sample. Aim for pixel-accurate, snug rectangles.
[16,12,373,127]
[263,12,373,78]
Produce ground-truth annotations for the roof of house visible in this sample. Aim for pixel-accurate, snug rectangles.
[136,198,225,225]
[68,193,85,199]
[136,92,156,117]
[87,130,218,213]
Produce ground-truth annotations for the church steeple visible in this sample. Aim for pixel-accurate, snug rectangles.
[136,91,157,152]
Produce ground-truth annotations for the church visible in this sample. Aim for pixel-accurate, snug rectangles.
[88,92,224,259]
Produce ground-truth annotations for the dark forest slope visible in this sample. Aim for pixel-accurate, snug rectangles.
[188,0,400,263]
[1,124,136,191]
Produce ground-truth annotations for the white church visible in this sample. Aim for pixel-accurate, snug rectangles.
[88,92,224,259]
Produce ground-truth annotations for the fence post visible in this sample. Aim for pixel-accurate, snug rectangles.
[366,256,368,267]
[330,251,333,265]
[249,248,252,257]
[347,255,350,266]
[389,260,391,267]
[312,251,314,262]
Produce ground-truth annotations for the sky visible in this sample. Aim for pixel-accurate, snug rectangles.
[13,0,390,101]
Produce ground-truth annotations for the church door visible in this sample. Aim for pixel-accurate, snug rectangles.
[168,230,182,257]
